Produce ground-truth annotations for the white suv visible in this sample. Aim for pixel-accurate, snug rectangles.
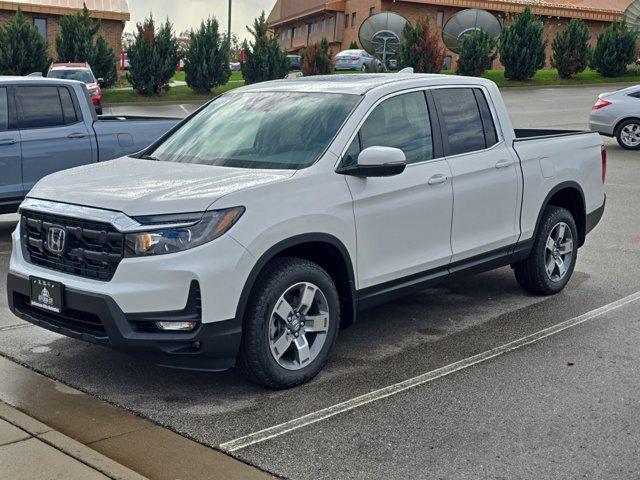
[8,74,606,388]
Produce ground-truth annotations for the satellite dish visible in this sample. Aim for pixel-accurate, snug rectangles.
[624,0,640,31]
[442,9,502,54]
[359,12,408,66]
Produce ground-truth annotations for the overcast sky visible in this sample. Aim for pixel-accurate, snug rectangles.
[126,0,276,38]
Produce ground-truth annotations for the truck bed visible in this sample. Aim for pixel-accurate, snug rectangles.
[513,128,590,141]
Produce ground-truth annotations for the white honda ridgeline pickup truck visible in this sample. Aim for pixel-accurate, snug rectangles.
[7,73,606,388]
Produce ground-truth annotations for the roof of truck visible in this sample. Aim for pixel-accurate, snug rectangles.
[0,76,82,87]
[237,73,496,95]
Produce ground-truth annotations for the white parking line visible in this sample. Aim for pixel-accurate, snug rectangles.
[219,291,640,452]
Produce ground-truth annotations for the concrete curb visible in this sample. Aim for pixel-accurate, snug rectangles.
[0,401,147,480]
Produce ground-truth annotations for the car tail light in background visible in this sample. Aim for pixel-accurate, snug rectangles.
[601,144,607,183]
[350,56,360,61]
[592,99,612,110]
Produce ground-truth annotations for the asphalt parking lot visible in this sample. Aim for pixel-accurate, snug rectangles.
[2,84,640,479]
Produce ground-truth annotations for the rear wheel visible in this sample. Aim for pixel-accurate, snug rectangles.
[514,206,578,295]
[615,119,640,150]
[237,257,340,389]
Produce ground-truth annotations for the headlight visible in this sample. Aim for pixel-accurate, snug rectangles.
[124,207,244,257]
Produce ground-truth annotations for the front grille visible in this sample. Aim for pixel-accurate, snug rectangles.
[21,210,124,281]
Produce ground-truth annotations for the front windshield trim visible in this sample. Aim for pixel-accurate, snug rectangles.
[148,91,364,171]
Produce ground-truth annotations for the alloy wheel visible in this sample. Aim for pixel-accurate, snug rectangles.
[544,222,574,282]
[620,123,640,147]
[268,282,330,371]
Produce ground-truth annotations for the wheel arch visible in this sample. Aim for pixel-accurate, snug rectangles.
[614,116,640,136]
[235,234,358,330]
[534,182,587,248]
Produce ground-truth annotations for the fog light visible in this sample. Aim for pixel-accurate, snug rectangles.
[155,321,197,331]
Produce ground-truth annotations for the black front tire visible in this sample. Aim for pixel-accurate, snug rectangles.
[237,257,340,389]
[514,206,578,296]
[615,119,640,150]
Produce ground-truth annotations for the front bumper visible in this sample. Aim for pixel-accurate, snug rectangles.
[7,272,242,371]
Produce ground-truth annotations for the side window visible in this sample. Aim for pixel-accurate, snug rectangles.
[0,88,8,131]
[474,89,498,148]
[58,87,78,124]
[359,91,434,164]
[15,86,65,129]
[433,88,486,156]
[342,134,361,168]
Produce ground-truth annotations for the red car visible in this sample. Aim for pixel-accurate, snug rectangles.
[47,63,104,114]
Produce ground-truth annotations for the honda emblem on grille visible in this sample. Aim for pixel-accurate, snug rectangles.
[46,226,66,255]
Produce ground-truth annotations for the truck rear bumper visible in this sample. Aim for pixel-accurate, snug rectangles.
[586,195,606,235]
[7,272,242,372]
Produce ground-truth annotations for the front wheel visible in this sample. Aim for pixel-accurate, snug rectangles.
[514,206,578,295]
[237,257,340,389]
[616,119,640,150]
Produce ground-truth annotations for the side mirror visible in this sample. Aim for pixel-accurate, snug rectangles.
[97,78,105,86]
[339,146,407,177]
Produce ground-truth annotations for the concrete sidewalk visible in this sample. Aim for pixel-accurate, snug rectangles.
[0,401,147,480]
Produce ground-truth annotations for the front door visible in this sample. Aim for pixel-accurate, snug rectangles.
[0,86,23,207]
[432,87,520,263]
[15,85,93,193]
[342,90,454,291]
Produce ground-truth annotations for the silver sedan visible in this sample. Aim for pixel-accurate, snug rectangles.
[590,85,640,150]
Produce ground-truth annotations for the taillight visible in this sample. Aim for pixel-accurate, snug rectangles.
[601,144,607,183]
[593,98,612,110]
[350,56,360,61]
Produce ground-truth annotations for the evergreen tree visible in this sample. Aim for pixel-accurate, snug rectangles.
[592,21,637,78]
[551,19,591,79]
[0,9,50,76]
[301,38,333,76]
[499,7,546,81]
[127,16,179,96]
[349,40,359,49]
[55,4,99,63]
[93,36,117,87]
[184,17,231,94]
[398,17,445,73]
[456,29,496,77]
[241,12,290,85]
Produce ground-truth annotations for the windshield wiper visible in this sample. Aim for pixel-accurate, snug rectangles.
[139,154,160,161]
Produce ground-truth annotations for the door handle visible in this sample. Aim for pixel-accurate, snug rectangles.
[428,174,448,186]
[67,132,88,139]
[495,159,514,169]
[0,139,16,146]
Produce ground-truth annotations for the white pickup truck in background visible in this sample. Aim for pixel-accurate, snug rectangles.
[7,73,606,389]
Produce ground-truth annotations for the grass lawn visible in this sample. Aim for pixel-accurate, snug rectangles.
[103,81,241,104]
[442,68,640,87]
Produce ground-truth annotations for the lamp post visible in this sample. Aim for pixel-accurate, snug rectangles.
[228,0,232,44]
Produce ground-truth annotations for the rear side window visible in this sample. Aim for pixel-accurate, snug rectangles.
[474,89,498,148]
[59,87,78,124]
[358,91,434,165]
[15,86,65,129]
[433,88,486,156]
[0,88,7,131]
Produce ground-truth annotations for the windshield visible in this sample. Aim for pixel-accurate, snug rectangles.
[150,92,360,170]
[48,69,95,84]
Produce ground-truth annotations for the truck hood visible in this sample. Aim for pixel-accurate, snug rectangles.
[27,157,296,216]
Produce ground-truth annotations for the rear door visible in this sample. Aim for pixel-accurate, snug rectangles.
[16,85,94,193]
[342,90,453,291]
[0,86,23,208]
[433,87,521,263]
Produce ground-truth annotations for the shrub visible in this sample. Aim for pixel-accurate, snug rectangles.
[551,19,591,79]
[0,9,50,76]
[301,38,333,76]
[456,29,496,77]
[93,36,117,87]
[499,7,546,81]
[127,16,179,96]
[184,17,231,93]
[349,40,359,50]
[241,12,290,85]
[398,16,445,73]
[592,21,637,78]
[55,5,98,64]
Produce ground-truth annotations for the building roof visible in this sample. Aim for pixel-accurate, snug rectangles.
[0,0,130,21]
[268,0,346,27]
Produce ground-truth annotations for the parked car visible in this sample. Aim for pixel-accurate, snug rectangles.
[335,49,380,71]
[287,55,302,71]
[47,63,104,115]
[589,85,640,150]
[123,52,131,70]
[7,73,606,389]
[229,62,241,72]
[0,77,180,213]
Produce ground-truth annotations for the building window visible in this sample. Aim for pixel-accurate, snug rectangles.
[370,7,376,16]
[322,18,326,32]
[443,56,452,70]
[436,11,444,27]
[352,12,356,27]
[329,16,335,33]
[287,29,292,40]
[34,17,47,37]
[344,14,350,28]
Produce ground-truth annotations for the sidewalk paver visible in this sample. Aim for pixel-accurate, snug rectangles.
[0,418,29,446]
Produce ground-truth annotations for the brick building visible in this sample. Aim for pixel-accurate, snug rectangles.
[268,0,634,69]
[0,0,130,60]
